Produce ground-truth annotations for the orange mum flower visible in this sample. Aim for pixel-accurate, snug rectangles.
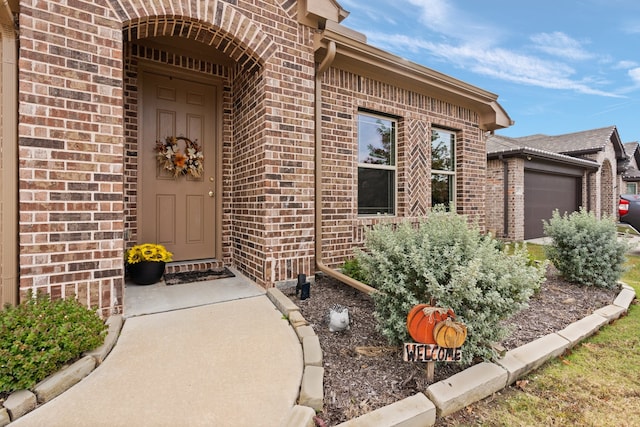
[174,152,187,168]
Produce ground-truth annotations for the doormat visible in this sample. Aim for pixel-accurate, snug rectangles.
[164,267,235,286]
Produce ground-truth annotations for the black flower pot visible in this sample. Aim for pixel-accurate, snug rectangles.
[127,261,166,285]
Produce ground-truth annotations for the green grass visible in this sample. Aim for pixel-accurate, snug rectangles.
[522,243,546,262]
[445,250,640,426]
[618,224,640,235]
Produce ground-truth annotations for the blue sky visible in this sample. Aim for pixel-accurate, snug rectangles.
[338,0,640,142]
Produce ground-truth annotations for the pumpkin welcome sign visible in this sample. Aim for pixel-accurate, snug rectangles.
[403,304,467,381]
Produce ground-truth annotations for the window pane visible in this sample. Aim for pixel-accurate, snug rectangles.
[432,129,454,171]
[358,168,395,215]
[627,183,637,194]
[358,115,395,165]
[431,173,453,208]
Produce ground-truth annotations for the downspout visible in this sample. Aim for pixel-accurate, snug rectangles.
[314,41,376,295]
[586,171,592,211]
[1,0,19,305]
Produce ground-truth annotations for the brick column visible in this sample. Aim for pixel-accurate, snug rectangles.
[18,1,124,315]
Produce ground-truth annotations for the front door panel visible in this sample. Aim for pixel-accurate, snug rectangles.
[141,72,217,261]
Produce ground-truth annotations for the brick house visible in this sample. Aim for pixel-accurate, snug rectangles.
[0,0,511,314]
[622,142,640,194]
[486,126,626,240]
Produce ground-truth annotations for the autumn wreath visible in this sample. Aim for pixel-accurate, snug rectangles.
[155,136,204,178]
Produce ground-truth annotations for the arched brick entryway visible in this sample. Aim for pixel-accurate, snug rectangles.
[112,0,277,71]
[114,0,316,293]
[17,0,316,314]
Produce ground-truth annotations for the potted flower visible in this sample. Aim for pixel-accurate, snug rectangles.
[126,243,173,285]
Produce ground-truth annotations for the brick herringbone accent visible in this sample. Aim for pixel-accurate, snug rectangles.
[406,119,430,217]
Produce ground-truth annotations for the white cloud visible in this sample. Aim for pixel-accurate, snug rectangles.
[365,31,621,97]
[615,60,638,69]
[349,1,627,98]
[404,0,501,47]
[606,67,640,95]
[339,0,399,26]
[406,0,450,29]
[629,67,640,84]
[622,20,640,34]
[530,32,594,61]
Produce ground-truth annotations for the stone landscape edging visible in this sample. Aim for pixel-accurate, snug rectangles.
[272,282,637,427]
[0,315,124,426]
[1,283,635,427]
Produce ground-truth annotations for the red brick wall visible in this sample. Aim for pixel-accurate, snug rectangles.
[510,158,525,241]
[486,159,504,237]
[600,159,614,218]
[486,157,524,241]
[18,0,124,316]
[17,0,497,312]
[229,6,316,286]
[318,67,486,267]
[272,3,316,285]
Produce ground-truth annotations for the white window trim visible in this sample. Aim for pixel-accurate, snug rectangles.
[357,112,398,216]
[431,128,457,206]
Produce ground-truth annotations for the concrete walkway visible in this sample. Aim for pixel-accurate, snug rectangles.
[11,292,304,426]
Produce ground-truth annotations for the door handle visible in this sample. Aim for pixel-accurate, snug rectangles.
[208,190,214,197]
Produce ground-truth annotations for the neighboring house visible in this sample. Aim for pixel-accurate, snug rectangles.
[622,142,640,194]
[0,0,512,313]
[486,126,626,240]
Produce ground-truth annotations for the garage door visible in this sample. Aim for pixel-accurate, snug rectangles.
[524,171,580,239]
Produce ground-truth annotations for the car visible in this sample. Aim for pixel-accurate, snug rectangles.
[618,194,640,233]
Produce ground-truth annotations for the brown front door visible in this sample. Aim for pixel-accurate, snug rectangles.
[140,72,217,261]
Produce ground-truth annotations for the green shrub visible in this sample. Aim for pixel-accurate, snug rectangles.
[0,292,107,394]
[355,208,545,364]
[543,208,628,288]
[341,257,370,283]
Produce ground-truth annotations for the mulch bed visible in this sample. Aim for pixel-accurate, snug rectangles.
[282,266,619,426]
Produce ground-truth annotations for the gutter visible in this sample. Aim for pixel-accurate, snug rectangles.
[488,147,600,170]
[317,27,513,131]
[314,41,376,295]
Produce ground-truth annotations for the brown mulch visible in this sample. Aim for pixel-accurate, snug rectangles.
[282,266,619,426]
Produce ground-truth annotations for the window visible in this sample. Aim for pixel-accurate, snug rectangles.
[358,113,396,215]
[431,128,455,208]
[627,182,637,194]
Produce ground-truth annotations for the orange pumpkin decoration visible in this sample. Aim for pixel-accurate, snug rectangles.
[406,304,455,344]
[433,318,467,348]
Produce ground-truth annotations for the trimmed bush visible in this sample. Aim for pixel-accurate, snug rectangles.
[543,208,628,288]
[341,257,370,283]
[0,292,107,394]
[355,208,545,364]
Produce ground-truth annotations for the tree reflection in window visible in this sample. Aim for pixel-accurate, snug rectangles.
[359,116,394,166]
[431,130,453,171]
[358,114,396,215]
[431,129,455,208]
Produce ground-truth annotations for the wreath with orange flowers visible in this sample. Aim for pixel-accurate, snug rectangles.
[155,136,204,178]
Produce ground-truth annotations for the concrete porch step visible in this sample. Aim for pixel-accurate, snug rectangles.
[164,258,225,275]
